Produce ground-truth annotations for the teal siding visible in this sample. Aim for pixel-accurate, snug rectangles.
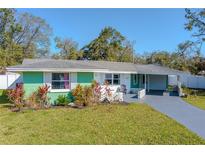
[23,72,44,97]
[138,74,144,88]
[77,72,94,86]
[130,74,139,88]
[48,92,74,105]
[23,72,74,105]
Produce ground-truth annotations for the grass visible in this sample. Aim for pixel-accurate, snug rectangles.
[182,88,205,110]
[0,101,205,144]
[0,89,9,104]
[0,89,204,144]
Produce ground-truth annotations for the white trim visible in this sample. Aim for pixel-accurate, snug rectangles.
[104,73,121,85]
[144,74,146,91]
[7,68,108,72]
[50,72,71,91]
[50,89,71,93]
[148,74,150,92]
[6,67,138,74]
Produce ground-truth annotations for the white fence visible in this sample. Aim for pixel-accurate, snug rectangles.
[0,73,22,89]
[169,74,205,89]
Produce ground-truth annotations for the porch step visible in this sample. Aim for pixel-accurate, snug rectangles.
[123,94,139,103]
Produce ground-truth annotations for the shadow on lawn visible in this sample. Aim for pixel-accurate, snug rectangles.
[0,94,13,109]
[0,90,11,106]
[0,95,9,104]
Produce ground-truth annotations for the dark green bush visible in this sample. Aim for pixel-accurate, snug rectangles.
[56,95,71,106]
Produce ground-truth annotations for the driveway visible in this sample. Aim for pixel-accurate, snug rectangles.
[140,95,205,139]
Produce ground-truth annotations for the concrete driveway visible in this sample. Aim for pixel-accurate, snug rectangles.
[140,95,205,139]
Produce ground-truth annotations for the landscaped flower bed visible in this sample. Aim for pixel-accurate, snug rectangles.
[6,80,125,112]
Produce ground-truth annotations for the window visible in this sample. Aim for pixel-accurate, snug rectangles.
[52,73,70,89]
[105,73,120,85]
[105,73,112,84]
[113,74,120,85]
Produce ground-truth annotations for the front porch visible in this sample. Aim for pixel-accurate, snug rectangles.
[123,90,179,103]
[124,74,169,102]
[130,74,169,93]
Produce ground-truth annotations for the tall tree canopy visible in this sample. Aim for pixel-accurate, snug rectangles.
[185,9,205,43]
[52,37,81,60]
[1,9,205,75]
[0,9,23,71]
[184,9,205,74]
[0,9,52,72]
[14,13,52,58]
[185,8,205,57]
[82,27,134,62]
[146,51,171,66]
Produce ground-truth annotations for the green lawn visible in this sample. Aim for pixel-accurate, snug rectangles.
[0,89,9,104]
[182,88,205,110]
[0,98,205,144]
[183,96,205,110]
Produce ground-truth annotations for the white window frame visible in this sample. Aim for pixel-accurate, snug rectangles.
[105,73,120,85]
[51,73,70,92]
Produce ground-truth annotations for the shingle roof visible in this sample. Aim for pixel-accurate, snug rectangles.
[7,58,186,75]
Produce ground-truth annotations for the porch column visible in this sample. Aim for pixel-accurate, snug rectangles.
[144,74,146,91]
[148,74,150,92]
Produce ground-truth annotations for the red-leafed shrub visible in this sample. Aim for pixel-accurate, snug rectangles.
[91,80,102,104]
[36,84,50,108]
[71,80,102,106]
[104,80,112,97]
[7,84,25,111]
[26,92,40,110]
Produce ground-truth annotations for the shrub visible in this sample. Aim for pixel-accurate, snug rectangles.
[7,84,25,111]
[83,86,93,106]
[91,80,102,104]
[101,80,112,103]
[26,92,40,110]
[56,95,71,106]
[71,84,84,106]
[71,81,102,106]
[36,84,50,108]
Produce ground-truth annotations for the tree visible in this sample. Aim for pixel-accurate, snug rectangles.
[0,9,20,49]
[14,13,52,58]
[0,9,53,72]
[117,40,135,62]
[82,26,134,62]
[146,51,171,66]
[174,40,203,73]
[185,9,205,42]
[194,57,205,75]
[185,8,205,57]
[0,9,24,72]
[52,37,79,60]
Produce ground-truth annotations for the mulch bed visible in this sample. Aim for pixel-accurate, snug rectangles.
[9,101,129,112]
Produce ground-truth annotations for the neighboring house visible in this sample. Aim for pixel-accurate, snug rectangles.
[6,59,182,104]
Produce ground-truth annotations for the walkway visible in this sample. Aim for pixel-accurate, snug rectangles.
[140,95,205,139]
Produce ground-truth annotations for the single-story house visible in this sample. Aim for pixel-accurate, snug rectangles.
[6,59,182,104]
